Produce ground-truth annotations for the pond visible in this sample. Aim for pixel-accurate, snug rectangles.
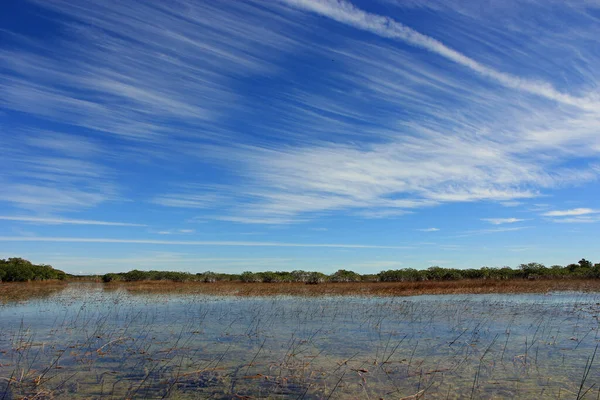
[1,283,599,399]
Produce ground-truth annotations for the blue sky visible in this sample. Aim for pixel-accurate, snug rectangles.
[1,0,599,274]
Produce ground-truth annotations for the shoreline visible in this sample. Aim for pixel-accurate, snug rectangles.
[4,279,600,300]
[97,279,600,296]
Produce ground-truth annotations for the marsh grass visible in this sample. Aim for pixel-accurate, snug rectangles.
[108,278,600,297]
[3,278,600,304]
[1,283,600,399]
[0,281,68,304]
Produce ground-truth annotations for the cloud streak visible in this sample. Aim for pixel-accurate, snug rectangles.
[2,0,599,253]
[481,218,525,225]
[1,0,305,141]
[0,130,116,211]
[0,216,146,226]
[201,129,594,222]
[542,208,598,217]
[0,236,408,249]
[454,226,529,237]
[549,216,600,224]
[152,193,224,209]
[279,0,597,109]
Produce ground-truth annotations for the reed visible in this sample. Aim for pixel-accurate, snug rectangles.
[2,282,600,398]
[104,278,600,297]
[0,281,68,303]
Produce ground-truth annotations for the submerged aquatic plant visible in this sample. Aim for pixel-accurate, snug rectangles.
[0,284,599,398]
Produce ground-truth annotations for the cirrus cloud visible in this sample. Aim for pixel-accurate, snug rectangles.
[481,218,525,225]
[542,208,599,217]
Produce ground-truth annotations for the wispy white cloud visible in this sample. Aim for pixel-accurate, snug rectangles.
[0,183,114,211]
[1,0,305,142]
[2,0,599,234]
[168,14,599,222]
[418,228,439,232]
[152,229,196,235]
[481,218,525,225]
[0,130,116,211]
[499,201,523,207]
[23,130,102,156]
[182,4,600,224]
[542,208,599,217]
[504,245,536,252]
[199,128,593,222]
[543,208,600,223]
[439,244,463,251]
[213,215,304,225]
[549,216,600,224]
[354,209,413,218]
[0,216,145,226]
[279,0,597,109]
[454,226,529,237]
[528,203,552,212]
[0,236,408,249]
[151,193,224,209]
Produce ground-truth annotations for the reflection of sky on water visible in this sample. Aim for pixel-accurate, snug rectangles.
[1,284,600,398]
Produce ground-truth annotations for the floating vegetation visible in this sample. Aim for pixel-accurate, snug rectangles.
[1,283,600,398]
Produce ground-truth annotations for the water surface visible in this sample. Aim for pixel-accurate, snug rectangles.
[1,283,599,399]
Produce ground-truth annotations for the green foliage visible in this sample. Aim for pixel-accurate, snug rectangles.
[378,268,426,282]
[258,271,280,283]
[361,274,379,282]
[101,270,197,282]
[7,257,600,285]
[291,270,311,283]
[329,269,361,282]
[102,273,121,283]
[306,272,326,285]
[376,260,597,282]
[198,271,217,283]
[426,266,462,281]
[0,258,67,282]
[239,271,258,283]
[519,262,548,279]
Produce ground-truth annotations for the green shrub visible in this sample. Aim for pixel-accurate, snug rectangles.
[0,258,67,282]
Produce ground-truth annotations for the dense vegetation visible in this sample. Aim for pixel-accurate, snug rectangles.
[0,257,67,282]
[3,257,600,284]
[100,258,600,283]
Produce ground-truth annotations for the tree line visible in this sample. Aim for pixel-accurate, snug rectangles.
[0,258,67,282]
[101,258,600,283]
[3,257,600,284]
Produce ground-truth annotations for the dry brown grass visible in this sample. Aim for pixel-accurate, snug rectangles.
[0,281,68,303]
[108,279,600,297]
[4,279,600,303]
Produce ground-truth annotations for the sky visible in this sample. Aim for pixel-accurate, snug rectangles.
[1,0,599,275]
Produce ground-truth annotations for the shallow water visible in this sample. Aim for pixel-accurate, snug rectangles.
[1,283,599,399]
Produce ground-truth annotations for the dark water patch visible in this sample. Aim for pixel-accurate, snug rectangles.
[0,379,13,400]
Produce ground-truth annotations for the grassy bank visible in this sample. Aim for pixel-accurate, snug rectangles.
[107,278,600,297]
[0,281,68,303]
[4,278,600,304]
